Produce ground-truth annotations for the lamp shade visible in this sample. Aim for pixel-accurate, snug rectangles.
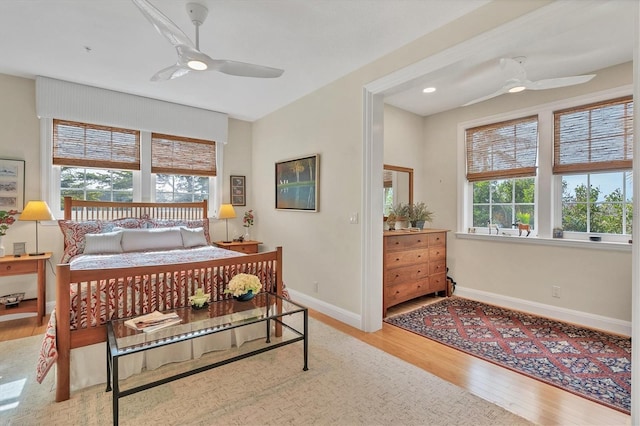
[19,201,54,221]
[218,204,236,219]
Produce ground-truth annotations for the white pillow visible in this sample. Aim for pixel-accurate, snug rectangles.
[180,227,208,248]
[83,230,124,255]
[119,227,183,252]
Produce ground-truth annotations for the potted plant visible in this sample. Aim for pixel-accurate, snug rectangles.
[389,203,410,229]
[408,202,434,229]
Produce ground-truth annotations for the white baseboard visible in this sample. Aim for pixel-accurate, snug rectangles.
[455,286,631,336]
[286,288,361,329]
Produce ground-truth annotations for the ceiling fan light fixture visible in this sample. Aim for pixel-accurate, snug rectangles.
[187,59,208,70]
[508,85,526,93]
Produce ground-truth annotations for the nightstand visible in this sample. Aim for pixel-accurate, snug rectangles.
[213,240,262,254]
[0,252,52,325]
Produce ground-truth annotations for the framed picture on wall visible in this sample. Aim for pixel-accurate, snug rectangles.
[0,158,25,212]
[275,154,319,212]
[231,175,246,206]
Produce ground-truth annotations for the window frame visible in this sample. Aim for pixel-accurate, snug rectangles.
[457,85,633,247]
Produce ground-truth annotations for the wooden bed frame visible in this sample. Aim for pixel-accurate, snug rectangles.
[54,197,283,401]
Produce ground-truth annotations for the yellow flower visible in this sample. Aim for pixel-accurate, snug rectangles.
[224,273,262,297]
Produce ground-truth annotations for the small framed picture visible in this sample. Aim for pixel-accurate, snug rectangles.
[13,242,26,256]
[231,175,246,206]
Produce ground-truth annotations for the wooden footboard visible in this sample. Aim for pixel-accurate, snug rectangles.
[55,247,283,402]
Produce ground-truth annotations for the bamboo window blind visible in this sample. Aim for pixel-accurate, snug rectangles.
[553,96,633,174]
[151,133,216,177]
[465,115,538,182]
[53,119,140,170]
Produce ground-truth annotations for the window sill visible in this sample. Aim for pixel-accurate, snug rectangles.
[455,232,632,252]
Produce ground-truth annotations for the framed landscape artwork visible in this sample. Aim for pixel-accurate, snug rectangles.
[231,175,246,206]
[0,159,25,212]
[275,154,319,212]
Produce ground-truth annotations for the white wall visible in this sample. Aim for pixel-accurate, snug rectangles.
[383,104,426,203]
[212,118,254,242]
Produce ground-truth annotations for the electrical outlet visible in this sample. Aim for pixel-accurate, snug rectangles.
[552,285,560,298]
[314,281,319,293]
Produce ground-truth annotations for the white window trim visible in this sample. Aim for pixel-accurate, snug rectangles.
[457,84,633,249]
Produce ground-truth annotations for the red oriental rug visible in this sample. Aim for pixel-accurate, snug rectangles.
[384,297,631,414]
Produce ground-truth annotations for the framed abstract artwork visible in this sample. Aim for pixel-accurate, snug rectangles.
[275,154,319,212]
[0,158,25,212]
[231,175,246,206]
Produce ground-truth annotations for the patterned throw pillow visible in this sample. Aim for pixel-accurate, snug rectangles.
[58,220,102,263]
[147,218,211,244]
[101,217,148,232]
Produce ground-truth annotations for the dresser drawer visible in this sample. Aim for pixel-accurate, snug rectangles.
[429,246,446,262]
[385,249,428,269]
[385,234,428,252]
[429,273,448,293]
[384,279,430,306]
[427,232,446,247]
[384,265,429,286]
[429,260,446,275]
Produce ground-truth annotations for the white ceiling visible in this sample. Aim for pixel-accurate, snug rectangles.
[0,1,634,123]
[385,0,635,116]
[0,0,489,122]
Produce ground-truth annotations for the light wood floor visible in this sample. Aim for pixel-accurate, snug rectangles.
[0,300,630,425]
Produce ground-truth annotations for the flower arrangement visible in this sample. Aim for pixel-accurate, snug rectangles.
[0,210,18,236]
[224,273,262,297]
[243,210,254,228]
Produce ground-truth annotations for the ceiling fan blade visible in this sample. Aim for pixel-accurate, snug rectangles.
[526,74,596,90]
[211,60,284,78]
[462,86,509,107]
[132,0,195,49]
[151,64,190,81]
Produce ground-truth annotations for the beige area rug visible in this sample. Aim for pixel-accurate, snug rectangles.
[0,319,532,426]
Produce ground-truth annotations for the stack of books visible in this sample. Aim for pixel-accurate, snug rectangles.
[124,310,181,333]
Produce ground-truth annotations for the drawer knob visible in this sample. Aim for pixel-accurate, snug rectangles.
[5,265,11,271]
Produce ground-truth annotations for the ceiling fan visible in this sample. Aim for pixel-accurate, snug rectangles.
[132,0,284,81]
[462,57,595,106]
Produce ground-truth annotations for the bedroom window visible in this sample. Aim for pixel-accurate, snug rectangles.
[60,167,134,203]
[151,133,216,203]
[53,120,139,205]
[554,96,633,237]
[466,116,538,232]
[51,121,218,212]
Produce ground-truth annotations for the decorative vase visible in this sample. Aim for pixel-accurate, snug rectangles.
[234,290,255,301]
[243,227,250,241]
[416,220,425,229]
[0,236,4,257]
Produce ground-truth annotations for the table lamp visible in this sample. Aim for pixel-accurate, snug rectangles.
[218,204,236,243]
[19,200,54,256]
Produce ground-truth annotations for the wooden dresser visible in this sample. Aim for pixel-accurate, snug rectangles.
[383,229,448,316]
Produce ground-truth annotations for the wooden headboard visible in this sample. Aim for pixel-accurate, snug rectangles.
[63,196,208,221]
